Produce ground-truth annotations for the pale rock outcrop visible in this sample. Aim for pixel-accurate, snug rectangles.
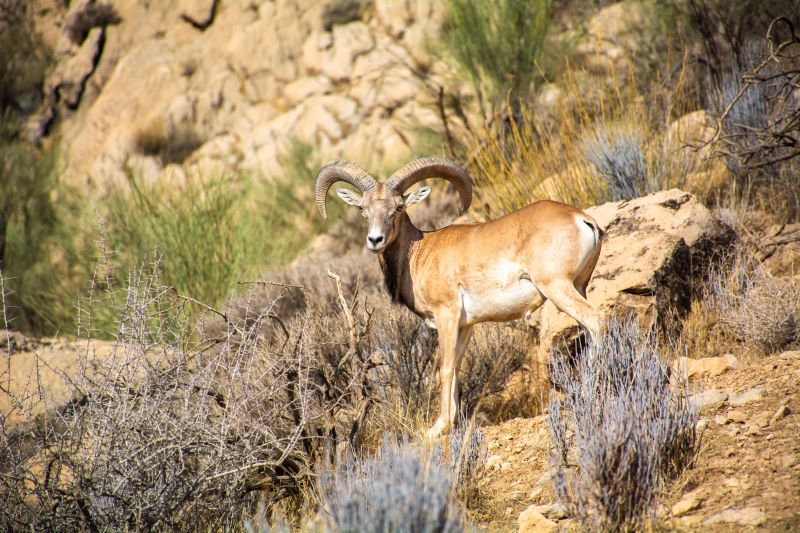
[283,76,333,108]
[672,492,703,517]
[690,389,729,413]
[662,110,732,199]
[0,340,116,428]
[30,0,448,189]
[324,22,376,81]
[518,506,558,533]
[703,507,766,527]
[672,354,740,379]
[535,189,736,358]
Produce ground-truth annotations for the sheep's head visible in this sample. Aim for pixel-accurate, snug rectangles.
[315,158,473,253]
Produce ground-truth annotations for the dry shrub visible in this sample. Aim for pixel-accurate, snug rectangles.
[0,258,382,531]
[673,297,735,360]
[320,424,484,532]
[707,253,800,353]
[1,236,528,530]
[465,66,704,216]
[708,18,800,221]
[583,125,648,201]
[548,320,698,532]
[458,323,531,418]
[242,252,532,432]
[674,0,798,90]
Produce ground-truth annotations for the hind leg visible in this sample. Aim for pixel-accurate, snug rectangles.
[531,280,601,395]
[537,279,601,343]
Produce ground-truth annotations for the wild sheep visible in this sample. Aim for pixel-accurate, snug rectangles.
[315,157,603,438]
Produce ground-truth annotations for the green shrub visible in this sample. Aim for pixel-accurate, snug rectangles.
[259,139,342,267]
[104,140,331,319]
[0,135,94,335]
[440,0,553,114]
[0,0,50,118]
[467,69,703,215]
[106,171,258,309]
[0,0,90,335]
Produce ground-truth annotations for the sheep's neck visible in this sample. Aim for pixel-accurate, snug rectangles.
[379,213,422,313]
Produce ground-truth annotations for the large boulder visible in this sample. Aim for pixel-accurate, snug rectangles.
[535,189,736,361]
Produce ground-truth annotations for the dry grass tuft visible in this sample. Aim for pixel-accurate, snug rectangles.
[320,426,484,532]
[707,253,800,353]
[465,66,706,215]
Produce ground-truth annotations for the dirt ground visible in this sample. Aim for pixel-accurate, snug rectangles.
[474,350,800,531]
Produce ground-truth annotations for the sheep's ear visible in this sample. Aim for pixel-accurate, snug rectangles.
[404,185,431,206]
[336,188,362,207]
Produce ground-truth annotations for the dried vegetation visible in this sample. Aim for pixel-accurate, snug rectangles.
[548,320,699,532]
[0,244,521,530]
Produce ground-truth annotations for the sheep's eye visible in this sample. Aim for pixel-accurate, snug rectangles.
[396,205,404,212]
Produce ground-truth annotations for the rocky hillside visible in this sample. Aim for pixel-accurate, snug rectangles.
[28,0,663,191]
[30,0,452,188]
[481,348,800,531]
[3,0,800,531]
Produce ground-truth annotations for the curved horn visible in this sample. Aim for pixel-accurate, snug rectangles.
[315,160,377,219]
[385,157,472,213]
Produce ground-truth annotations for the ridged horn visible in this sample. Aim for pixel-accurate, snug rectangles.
[385,157,472,213]
[315,160,377,219]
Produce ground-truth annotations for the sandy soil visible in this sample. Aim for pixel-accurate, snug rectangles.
[474,350,800,531]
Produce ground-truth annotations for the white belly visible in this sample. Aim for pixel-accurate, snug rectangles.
[460,277,539,325]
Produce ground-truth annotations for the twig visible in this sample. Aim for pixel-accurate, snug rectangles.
[204,460,278,482]
[437,86,456,159]
[237,280,305,291]
[327,271,357,372]
[0,272,10,391]
[169,288,245,337]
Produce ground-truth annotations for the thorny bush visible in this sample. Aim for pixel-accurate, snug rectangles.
[0,252,524,530]
[709,17,800,220]
[0,257,386,530]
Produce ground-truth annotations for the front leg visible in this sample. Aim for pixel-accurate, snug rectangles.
[426,314,473,440]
